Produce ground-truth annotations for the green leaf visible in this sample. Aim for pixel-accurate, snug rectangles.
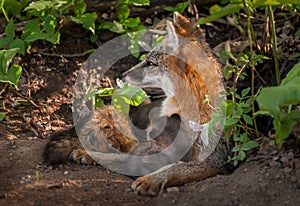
[70,12,97,34]
[24,30,60,44]
[253,0,300,7]
[98,21,116,30]
[3,0,22,16]
[0,112,7,121]
[240,133,248,143]
[273,118,294,146]
[9,39,26,55]
[113,85,148,107]
[0,48,19,74]
[85,89,99,98]
[46,32,60,44]
[241,140,259,151]
[18,99,31,106]
[5,19,14,40]
[281,61,300,86]
[111,84,148,114]
[94,97,105,108]
[243,114,253,125]
[112,96,130,114]
[253,110,272,117]
[85,87,115,98]
[209,4,222,14]
[258,85,300,118]
[24,1,53,11]
[283,110,300,121]
[0,63,22,86]
[241,87,250,98]
[257,62,300,120]
[118,4,130,23]
[127,0,150,6]
[44,14,57,34]
[232,145,241,152]
[24,32,47,42]
[124,17,141,29]
[238,150,246,160]
[22,19,41,40]
[164,1,189,14]
[0,38,12,49]
[80,12,97,34]
[225,118,238,126]
[74,0,86,16]
[196,3,243,25]
[109,21,124,33]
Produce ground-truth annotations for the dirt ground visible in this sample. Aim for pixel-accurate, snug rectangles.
[1,5,300,206]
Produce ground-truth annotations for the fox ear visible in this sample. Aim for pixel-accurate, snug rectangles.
[172,12,194,37]
[166,20,179,48]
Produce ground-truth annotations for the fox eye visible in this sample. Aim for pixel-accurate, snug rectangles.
[103,125,112,130]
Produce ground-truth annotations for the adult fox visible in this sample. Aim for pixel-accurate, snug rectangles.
[44,12,233,196]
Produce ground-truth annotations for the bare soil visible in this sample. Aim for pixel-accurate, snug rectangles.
[1,9,300,206]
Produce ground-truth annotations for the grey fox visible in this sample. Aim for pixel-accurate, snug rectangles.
[44,12,233,196]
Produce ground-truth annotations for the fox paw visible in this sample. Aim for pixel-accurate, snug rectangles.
[70,148,96,165]
[131,175,166,196]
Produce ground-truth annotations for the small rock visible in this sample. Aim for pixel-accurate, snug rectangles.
[290,176,297,183]
[145,18,152,24]
[287,151,294,160]
[281,155,290,168]
[171,199,178,204]
[167,187,180,193]
[283,167,292,174]
[63,170,68,175]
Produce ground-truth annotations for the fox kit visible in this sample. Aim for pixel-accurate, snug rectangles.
[44,12,233,196]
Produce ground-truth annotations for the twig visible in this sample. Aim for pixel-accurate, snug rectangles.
[38,49,94,58]
[22,113,43,138]
[243,0,259,138]
[0,83,8,96]
[10,87,40,109]
[268,5,280,85]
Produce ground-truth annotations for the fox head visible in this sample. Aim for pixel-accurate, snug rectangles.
[124,12,224,124]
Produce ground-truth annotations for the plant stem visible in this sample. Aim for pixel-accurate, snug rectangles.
[1,7,9,22]
[268,5,280,85]
[243,0,259,138]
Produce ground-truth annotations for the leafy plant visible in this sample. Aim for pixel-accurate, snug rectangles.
[255,61,300,147]
[0,0,29,22]
[98,0,149,57]
[197,0,300,159]
[0,19,26,55]
[164,1,189,14]
[85,80,148,114]
[23,0,97,44]
[196,0,300,25]
[0,48,22,86]
[217,87,259,166]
